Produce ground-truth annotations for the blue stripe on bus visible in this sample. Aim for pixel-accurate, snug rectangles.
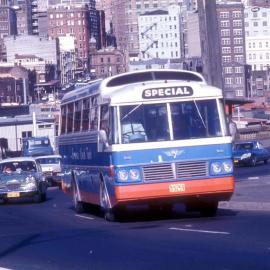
[59,143,232,167]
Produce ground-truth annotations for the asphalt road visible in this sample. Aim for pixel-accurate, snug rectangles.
[0,168,270,270]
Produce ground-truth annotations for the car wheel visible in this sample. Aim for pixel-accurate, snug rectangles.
[33,193,43,203]
[72,182,84,213]
[99,180,115,221]
[250,156,257,167]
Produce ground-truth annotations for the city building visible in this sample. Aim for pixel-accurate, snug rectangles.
[197,0,223,89]
[0,65,29,104]
[106,0,195,58]
[47,5,90,76]
[15,0,32,35]
[138,6,182,60]
[244,3,270,100]
[0,2,17,61]
[216,1,248,99]
[58,35,76,86]
[89,46,127,79]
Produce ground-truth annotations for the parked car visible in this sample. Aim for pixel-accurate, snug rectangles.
[0,157,47,203]
[233,140,270,166]
[35,155,62,189]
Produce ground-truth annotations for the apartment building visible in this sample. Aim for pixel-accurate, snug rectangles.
[216,1,248,99]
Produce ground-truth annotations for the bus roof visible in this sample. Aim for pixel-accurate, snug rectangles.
[61,70,221,105]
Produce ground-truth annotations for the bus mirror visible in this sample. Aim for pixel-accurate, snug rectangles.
[99,130,109,150]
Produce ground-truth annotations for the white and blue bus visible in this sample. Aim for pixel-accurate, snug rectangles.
[58,69,234,220]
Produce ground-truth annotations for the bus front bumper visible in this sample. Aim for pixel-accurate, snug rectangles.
[113,176,234,206]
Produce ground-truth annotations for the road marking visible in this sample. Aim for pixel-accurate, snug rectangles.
[248,177,259,180]
[169,227,230,235]
[75,214,95,220]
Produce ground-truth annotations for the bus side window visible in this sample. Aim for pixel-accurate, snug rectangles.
[74,100,82,132]
[82,98,90,131]
[61,105,67,134]
[67,103,74,133]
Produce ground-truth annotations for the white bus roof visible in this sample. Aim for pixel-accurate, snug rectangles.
[61,69,222,105]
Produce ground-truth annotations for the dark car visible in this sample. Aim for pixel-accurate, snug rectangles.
[0,157,47,203]
[233,140,270,166]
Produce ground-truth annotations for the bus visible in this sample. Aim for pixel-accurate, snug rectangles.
[58,69,234,221]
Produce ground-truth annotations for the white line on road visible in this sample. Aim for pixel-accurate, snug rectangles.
[248,177,259,180]
[75,214,95,220]
[169,227,230,235]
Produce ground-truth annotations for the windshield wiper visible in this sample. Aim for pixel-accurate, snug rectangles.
[193,100,206,129]
[121,103,142,121]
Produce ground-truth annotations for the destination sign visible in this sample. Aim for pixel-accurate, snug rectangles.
[142,86,193,99]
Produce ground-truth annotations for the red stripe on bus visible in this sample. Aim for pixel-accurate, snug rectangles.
[114,176,234,202]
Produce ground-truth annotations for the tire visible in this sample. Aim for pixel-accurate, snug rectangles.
[199,201,218,217]
[33,193,43,203]
[250,156,257,167]
[72,182,84,213]
[100,180,115,221]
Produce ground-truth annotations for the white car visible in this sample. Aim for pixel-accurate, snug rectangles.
[35,155,63,189]
[0,157,47,203]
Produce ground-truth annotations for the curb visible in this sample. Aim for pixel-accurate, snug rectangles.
[219,201,270,212]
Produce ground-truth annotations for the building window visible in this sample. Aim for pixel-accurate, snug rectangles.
[221,29,230,37]
[235,66,243,73]
[222,47,231,54]
[235,89,244,97]
[220,12,229,18]
[224,67,233,74]
[220,20,230,27]
[222,56,231,63]
[225,77,233,84]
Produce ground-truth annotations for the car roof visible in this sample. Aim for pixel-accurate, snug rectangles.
[0,157,37,163]
[35,155,62,159]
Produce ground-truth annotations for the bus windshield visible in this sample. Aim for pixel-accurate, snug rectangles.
[119,99,223,144]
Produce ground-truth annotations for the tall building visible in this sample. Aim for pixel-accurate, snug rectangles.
[101,0,195,58]
[216,1,247,99]
[15,0,32,35]
[138,5,182,60]
[245,5,270,71]
[197,0,223,89]
[47,5,90,73]
[0,2,17,61]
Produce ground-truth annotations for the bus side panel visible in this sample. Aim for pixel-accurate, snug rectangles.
[59,137,112,205]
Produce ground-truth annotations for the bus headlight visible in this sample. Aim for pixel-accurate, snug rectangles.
[117,170,128,181]
[210,160,233,175]
[129,169,140,181]
[116,168,141,182]
[211,163,222,174]
[223,161,233,173]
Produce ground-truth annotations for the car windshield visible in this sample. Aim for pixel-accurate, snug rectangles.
[119,99,223,144]
[37,158,61,165]
[0,161,37,173]
[235,143,254,150]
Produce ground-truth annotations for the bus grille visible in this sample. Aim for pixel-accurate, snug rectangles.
[142,161,208,181]
[142,163,174,181]
[176,161,208,179]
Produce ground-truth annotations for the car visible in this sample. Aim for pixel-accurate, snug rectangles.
[233,140,270,166]
[35,155,63,189]
[0,157,47,203]
[21,136,54,157]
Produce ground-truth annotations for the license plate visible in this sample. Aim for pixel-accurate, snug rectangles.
[7,192,20,198]
[169,183,185,193]
[234,160,239,164]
